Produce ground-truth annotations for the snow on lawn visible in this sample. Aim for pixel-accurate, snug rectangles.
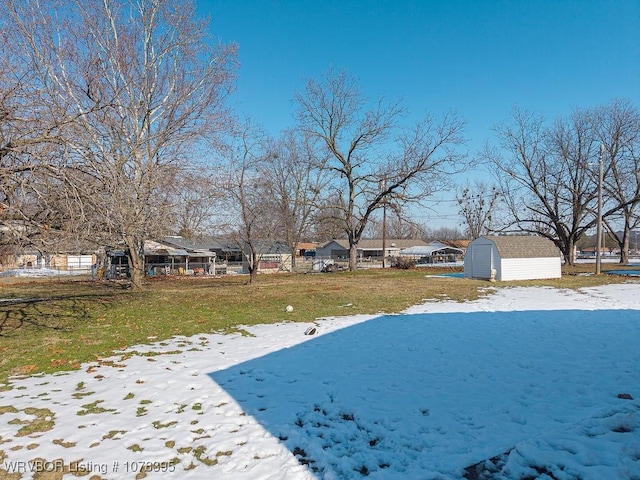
[1,284,639,479]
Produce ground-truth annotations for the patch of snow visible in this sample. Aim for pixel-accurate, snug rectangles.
[0,268,89,278]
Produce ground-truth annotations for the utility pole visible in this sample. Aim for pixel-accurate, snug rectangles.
[381,177,387,268]
[596,144,604,275]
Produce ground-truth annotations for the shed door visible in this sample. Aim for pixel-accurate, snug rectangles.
[472,245,492,278]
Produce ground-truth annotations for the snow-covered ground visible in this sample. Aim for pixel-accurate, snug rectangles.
[0,268,90,278]
[1,284,639,479]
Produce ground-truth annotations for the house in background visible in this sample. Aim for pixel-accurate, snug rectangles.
[143,236,226,275]
[0,245,42,269]
[144,240,193,275]
[162,236,243,264]
[316,239,429,261]
[442,239,471,251]
[148,236,292,275]
[295,242,318,258]
[464,235,561,281]
[242,241,293,274]
[577,246,613,258]
[0,232,97,272]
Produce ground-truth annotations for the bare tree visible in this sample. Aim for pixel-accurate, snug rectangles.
[456,180,500,239]
[310,197,347,242]
[426,226,466,242]
[365,205,428,240]
[223,123,276,284]
[295,69,465,270]
[5,0,237,289]
[0,21,73,250]
[593,99,640,264]
[172,169,226,239]
[260,130,328,267]
[487,107,600,264]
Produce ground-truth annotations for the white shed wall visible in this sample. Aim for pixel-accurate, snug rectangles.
[499,257,561,281]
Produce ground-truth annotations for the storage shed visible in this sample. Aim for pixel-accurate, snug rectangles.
[464,235,561,281]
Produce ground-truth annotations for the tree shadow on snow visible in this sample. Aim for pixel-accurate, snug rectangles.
[209,309,640,479]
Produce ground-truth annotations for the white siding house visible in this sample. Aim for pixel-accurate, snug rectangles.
[464,236,561,281]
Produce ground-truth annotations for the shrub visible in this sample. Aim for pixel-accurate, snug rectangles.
[392,258,416,269]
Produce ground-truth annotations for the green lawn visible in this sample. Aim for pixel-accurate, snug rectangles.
[0,266,635,384]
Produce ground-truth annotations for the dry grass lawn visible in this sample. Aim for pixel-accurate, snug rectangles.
[0,264,636,383]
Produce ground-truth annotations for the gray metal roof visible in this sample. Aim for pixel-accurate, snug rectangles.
[144,240,188,257]
[400,242,464,256]
[320,239,428,250]
[482,235,560,258]
[162,236,241,253]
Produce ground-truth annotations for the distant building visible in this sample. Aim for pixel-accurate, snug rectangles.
[316,239,428,260]
[399,242,465,264]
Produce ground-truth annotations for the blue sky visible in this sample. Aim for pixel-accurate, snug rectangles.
[199,0,640,229]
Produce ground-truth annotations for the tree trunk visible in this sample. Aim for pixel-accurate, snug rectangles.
[621,230,630,265]
[290,242,297,269]
[563,238,575,266]
[126,240,145,290]
[249,267,258,284]
[349,242,358,271]
[247,249,260,285]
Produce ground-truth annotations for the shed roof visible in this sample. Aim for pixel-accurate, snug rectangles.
[482,235,560,258]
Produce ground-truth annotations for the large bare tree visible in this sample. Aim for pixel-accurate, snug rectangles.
[593,99,640,264]
[487,107,601,264]
[489,103,640,265]
[5,0,237,288]
[295,69,465,270]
